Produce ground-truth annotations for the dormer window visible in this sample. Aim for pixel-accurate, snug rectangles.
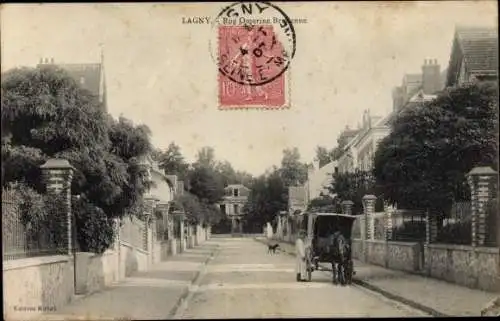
[233,188,239,197]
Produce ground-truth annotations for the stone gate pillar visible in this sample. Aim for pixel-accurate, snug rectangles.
[40,158,75,256]
[173,210,186,252]
[384,202,394,241]
[467,166,498,247]
[341,200,354,216]
[362,195,377,240]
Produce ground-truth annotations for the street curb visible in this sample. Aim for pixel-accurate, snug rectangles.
[253,237,448,317]
[351,279,449,317]
[166,242,220,319]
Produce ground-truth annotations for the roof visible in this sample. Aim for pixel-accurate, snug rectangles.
[403,73,422,85]
[58,63,103,97]
[37,61,106,110]
[456,27,498,72]
[225,184,249,190]
[447,27,498,85]
[408,89,438,103]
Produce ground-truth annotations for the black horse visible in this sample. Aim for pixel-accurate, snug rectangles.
[327,231,352,285]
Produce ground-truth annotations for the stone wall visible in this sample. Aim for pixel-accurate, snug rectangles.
[352,239,363,260]
[353,238,498,292]
[3,256,74,320]
[425,244,499,292]
[387,241,423,272]
[75,250,119,295]
[2,225,211,320]
[366,240,387,267]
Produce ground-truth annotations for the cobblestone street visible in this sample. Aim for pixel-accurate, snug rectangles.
[177,237,428,318]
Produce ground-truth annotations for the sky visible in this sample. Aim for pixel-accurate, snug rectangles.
[1,2,497,176]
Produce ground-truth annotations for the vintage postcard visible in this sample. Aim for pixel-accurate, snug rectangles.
[1,1,499,320]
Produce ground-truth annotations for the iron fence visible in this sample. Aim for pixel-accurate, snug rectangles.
[390,210,426,242]
[436,202,472,245]
[2,188,68,261]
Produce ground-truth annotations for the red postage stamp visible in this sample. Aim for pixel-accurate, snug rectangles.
[213,2,296,110]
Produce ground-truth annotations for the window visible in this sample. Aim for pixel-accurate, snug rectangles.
[233,204,239,214]
[233,188,239,197]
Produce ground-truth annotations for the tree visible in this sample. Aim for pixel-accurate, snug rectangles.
[155,142,189,179]
[329,170,383,215]
[373,81,498,216]
[214,160,254,187]
[187,165,224,205]
[244,168,287,228]
[315,146,332,168]
[195,146,216,169]
[1,66,154,252]
[280,147,308,187]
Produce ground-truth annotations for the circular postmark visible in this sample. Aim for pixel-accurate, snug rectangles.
[209,2,296,86]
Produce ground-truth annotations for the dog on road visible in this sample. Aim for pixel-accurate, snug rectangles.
[268,243,280,254]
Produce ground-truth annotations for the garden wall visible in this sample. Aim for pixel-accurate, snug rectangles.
[352,238,499,292]
[352,239,423,273]
[3,255,74,320]
[425,244,499,292]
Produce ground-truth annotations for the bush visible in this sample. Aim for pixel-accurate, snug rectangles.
[4,182,46,226]
[73,197,116,254]
[436,221,472,245]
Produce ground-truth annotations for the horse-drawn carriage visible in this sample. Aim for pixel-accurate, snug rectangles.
[299,212,357,285]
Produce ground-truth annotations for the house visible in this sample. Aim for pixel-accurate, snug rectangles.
[139,154,176,206]
[305,160,339,202]
[392,59,447,114]
[217,184,250,233]
[37,56,108,113]
[337,110,390,174]
[445,26,498,87]
[288,185,308,215]
[336,126,361,173]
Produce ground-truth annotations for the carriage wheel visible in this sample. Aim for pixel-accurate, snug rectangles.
[347,260,354,284]
[339,263,347,286]
[306,255,313,282]
[331,262,337,284]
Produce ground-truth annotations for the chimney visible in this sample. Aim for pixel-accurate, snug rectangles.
[421,58,441,95]
[44,58,49,64]
[39,58,43,65]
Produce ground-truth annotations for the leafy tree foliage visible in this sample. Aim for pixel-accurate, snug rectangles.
[1,66,153,252]
[373,81,498,215]
[195,146,216,169]
[215,160,253,187]
[280,147,308,187]
[243,169,288,228]
[154,142,189,180]
[187,165,225,205]
[329,170,383,215]
[315,146,332,168]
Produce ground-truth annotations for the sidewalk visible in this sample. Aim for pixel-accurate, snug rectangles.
[38,241,220,320]
[255,237,498,316]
